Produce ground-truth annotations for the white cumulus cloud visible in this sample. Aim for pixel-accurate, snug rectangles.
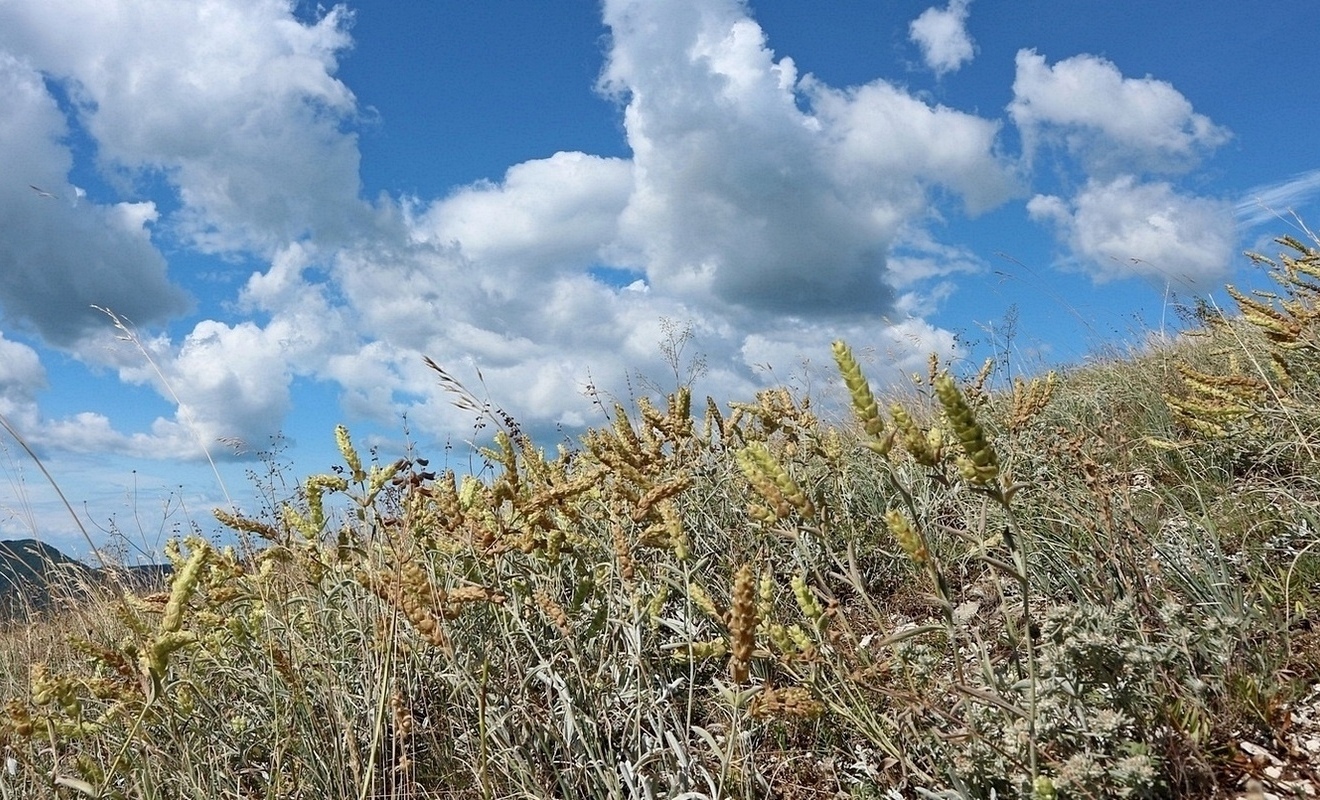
[0,0,364,255]
[600,0,1015,316]
[0,333,47,417]
[909,0,976,76]
[1027,176,1236,289]
[0,53,189,345]
[1009,49,1230,176]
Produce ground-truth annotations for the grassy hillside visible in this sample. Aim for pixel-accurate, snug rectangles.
[0,539,96,618]
[0,541,169,621]
[2,236,1320,798]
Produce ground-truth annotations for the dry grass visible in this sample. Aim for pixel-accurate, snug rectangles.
[3,236,1320,798]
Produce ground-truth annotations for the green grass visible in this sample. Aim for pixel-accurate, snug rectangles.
[3,234,1320,798]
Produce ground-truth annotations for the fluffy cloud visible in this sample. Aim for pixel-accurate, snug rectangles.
[909,0,976,76]
[0,0,363,254]
[1009,49,1230,176]
[1010,50,1237,288]
[10,0,1214,476]
[0,53,189,345]
[1028,176,1236,288]
[0,333,46,417]
[415,152,634,277]
[600,0,1015,316]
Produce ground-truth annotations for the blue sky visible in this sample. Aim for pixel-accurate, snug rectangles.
[1,0,1318,558]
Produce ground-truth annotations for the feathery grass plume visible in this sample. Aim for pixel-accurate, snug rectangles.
[728,563,758,683]
[831,340,893,456]
[934,372,1000,485]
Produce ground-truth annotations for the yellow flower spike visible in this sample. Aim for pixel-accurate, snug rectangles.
[925,426,946,461]
[792,575,823,628]
[672,639,727,662]
[862,430,896,457]
[934,373,1000,485]
[282,504,317,540]
[765,621,794,654]
[790,574,825,622]
[673,386,692,421]
[142,630,199,678]
[301,473,349,535]
[831,340,886,439]
[367,458,405,499]
[335,424,365,483]
[658,501,690,561]
[646,584,668,625]
[786,624,816,657]
[458,475,483,509]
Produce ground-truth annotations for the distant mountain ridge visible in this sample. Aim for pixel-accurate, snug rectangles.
[0,539,170,618]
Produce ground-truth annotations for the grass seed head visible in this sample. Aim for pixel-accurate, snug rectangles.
[749,685,824,720]
[885,508,929,567]
[162,541,209,634]
[534,590,573,638]
[934,373,1000,484]
[728,563,758,683]
[790,575,825,623]
[335,424,366,483]
[832,340,887,441]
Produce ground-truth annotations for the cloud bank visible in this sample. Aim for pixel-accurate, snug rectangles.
[0,0,1245,472]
